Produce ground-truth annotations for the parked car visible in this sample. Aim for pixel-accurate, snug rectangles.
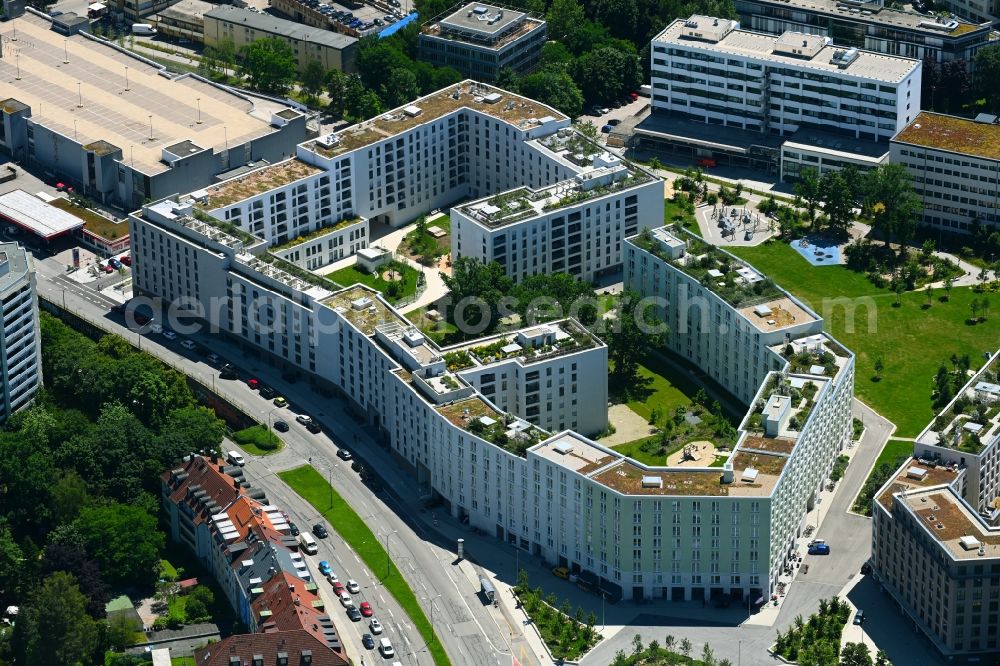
[339,591,354,608]
[227,450,246,466]
[346,579,360,594]
[552,567,570,579]
[369,618,383,634]
[808,543,830,555]
[102,264,114,273]
[247,378,260,390]
[318,560,332,576]
[259,385,276,399]
[274,420,289,432]
[306,421,322,434]
[337,449,353,461]
[601,124,613,133]
[180,339,196,350]
[853,610,865,625]
[207,353,221,364]
[332,580,345,596]
[119,255,132,266]
[608,118,622,126]
[313,523,328,538]
[296,414,314,426]
[108,258,122,270]
[359,601,373,617]
[347,607,362,621]
[289,522,299,536]
[273,396,288,407]
[220,364,238,380]
[361,633,376,649]
[379,638,394,658]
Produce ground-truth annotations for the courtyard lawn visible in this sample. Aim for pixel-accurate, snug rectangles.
[616,356,697,421]
[402,214,452,265]
[406,305,462,345]
[874,438,914,471]
[731,241,1000,437]
[278,466,450,666]
[327,261,420,303]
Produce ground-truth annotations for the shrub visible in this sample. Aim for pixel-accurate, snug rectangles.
[233,425,279,451]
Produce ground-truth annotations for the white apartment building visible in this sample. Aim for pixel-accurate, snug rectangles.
[451,135,662,283]
[872,351,1000,663]
[891,111,1000,232]
[641,15,921,180]
[0,242,41,421]
[132,196,854,603]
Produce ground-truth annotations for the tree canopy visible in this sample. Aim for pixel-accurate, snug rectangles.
[239,37,297,94]
[13,572,100,666]
[975,44,1000,112]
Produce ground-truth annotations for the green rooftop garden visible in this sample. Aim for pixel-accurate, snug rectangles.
[270,217,363,252]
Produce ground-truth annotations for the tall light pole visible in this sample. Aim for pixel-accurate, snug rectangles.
[383,529,398,578]
[422,594,441,641]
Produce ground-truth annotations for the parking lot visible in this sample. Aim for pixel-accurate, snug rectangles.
[578,94,650,135]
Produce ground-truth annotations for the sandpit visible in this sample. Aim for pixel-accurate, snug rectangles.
[666,440,720,467]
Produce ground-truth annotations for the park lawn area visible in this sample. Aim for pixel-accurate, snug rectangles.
[731,241,1000,437]
[615,354,704,421]
[406,305,464,346]
[402,214,452,264]
[663,198,697,229]
[875,438,914,470]
[278,466,450,666]
[327,261,420,303]
[232,424,283,456]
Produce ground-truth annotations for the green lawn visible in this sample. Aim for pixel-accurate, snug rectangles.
[232,424,283,456]
[731,241,1000,436]
[327,261,420,303]
[402,214,452,265]
[663,198,697,230]
[874,438,914,470]
[159,559,179,582]
[616,355,700,421]
[172,658,196,666]
[278,466,450,666]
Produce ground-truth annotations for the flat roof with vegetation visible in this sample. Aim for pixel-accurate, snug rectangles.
[204,159,325,209]
[893,112,1000,161]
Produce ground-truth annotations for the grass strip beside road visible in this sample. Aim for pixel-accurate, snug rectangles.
[278,465,451,666]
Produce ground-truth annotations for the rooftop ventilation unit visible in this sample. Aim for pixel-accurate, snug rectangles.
[641,476,663,489]
[960,535,982,551]
[554,441,574,455]
[403,105,423,117]
[830,48,859,68]
[906,466,928,480]
[315,134,339,148]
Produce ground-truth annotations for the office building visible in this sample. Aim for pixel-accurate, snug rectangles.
[0,12,308,211]
[891,111,1000,232]
[638,15,920,180]
[133,191,853,602]
[419,2,547,81]
[203,6,359,74]
[162,454,348,664]
[152,0,215,41]
[451,139,661,283]
[0,242,41,422]
[734,0,992,63]
[872,351,1000,663]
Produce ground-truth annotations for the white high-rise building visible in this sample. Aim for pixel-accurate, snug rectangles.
[0,242,41,421]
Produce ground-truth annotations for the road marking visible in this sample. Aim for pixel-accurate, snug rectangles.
[379,594,386,604]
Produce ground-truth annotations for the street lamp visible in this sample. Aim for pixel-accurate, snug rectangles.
[422,594,441,641]
[383,529,398,578]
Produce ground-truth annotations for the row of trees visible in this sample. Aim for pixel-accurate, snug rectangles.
[922,43,1000,115]
[0,315,228,665]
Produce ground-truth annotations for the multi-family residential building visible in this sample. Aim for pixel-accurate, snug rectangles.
[872,351,1000,664]
[734,0,992,63]
[0,242,41,422]
[133,193,853,602]
[891,112,1000,232]
[0,12,308,211]
[161,454,348,665]
[418,2,547,81]
[638,15,921,180]
[203,6,359,74]
[451,153,661,282]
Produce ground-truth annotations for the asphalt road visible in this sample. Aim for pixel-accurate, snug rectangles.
[32,256,530,666]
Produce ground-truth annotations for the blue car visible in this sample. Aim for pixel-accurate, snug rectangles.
[601,124,613,133]
[318,560,332,575]
[808,544,830,555]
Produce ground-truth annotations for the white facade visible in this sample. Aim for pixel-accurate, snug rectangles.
[0,242,41,421]
[650,16,921,143]
[452,146,662,283]
[891,112,1000,232]
[270,218,369,271]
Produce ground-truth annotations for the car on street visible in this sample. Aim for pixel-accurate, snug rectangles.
[102,264,114,273]
[247,378,259,389]
[552,567,569,579]
[289,522,299,536]
[119,255,132,266]
[162,330,177,340]
[853,610,865,625]
[313,523,328,538]
[150,323,163,334]
[369,618,383,634]
[808,543,830,555]
[599,106,610,114]
[273,396,288,407]
[108,258,122,270]
[180,339,196,350]
[361,633,375,649]
[227,450,245,466]
[339,591,354,607]
[273,420,289,432]
[608,118,621,126]
[207,353,220,364]
[379,638,394,658]
[259,385,275,398]
[220,364,238,380]
[346,579,360,594]
[337,449,353,461]
[306,421,322,433]
[359,601,373,617]
[296,414,314,426]
[347,607,362,621]
[601,124,612,133]
[318,560,332,575]
[332,580,345,596]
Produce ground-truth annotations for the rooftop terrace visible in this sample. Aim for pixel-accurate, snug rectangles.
[437,396,546,456]
[308,81,565,157]
[893,112,1000,162]
[321,286,405,336]
[203,159,324,209]
[918,351,1000,454]
[441,319,599,369]
[1,13,290,175]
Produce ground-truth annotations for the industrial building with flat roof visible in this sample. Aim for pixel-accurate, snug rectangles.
[891,111,1000,232]
[873,350,1000,663]
[203,6,358,73]
[0,11,308,211]
[419,2,546,81]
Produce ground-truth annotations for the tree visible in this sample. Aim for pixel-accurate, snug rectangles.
[873,355,884,381]
[924,284,933,309]
[441,258,513,334]
[517,69,584,117]
[795,168,821,224]
[608,289,667,385]
[0,526,23,601]
[940,59,972,113]
[355,35,412,92]
[106,613,143,651]
[874,649,891,666]
[632,633,643,655]
[12,572,99,666]
[301,60,328,100]
[208,37,236,73]
[350,89,383,121]
[572,46,642,104]
[540,41,574,69]
[679,637,693,661]
[840,642,873,666]
[239,37,297,94]
[820,170,854,235]
[42,525,111,618]
[326,70,365,119]
[863,164,921,248]
[945,276,954,301]
[983,296,990,321]
[664,634,676,652]
[975,44,1000,110]
[74,503,164,587]
[381,68,421,109]
[546,0,585,41]
[701,643,716,665]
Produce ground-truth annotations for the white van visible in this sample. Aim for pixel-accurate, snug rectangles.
[379,638,394,657]
[298,531,318,555]
[131,23,156,35]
